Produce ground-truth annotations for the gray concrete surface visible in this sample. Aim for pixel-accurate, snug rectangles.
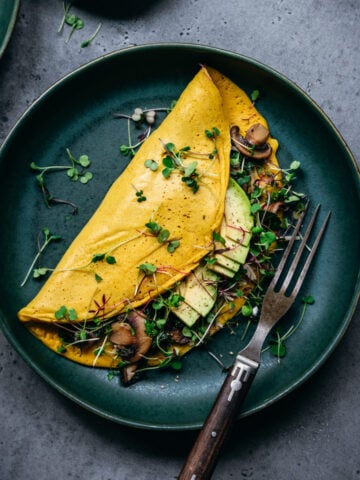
[0,1,359,479]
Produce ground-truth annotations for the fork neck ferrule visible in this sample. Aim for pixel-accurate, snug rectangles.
[240,323,271,363]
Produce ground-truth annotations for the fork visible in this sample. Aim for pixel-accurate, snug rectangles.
[178,203,330,480]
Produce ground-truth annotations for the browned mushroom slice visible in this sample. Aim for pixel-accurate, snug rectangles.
[263,200,283,214]
[126,311,153,363]
[115,311,153,385]
[110,322,136,346]
[121,363,138,384]
[230,124,272,160]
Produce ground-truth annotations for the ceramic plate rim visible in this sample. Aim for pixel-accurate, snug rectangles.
[0,0,20,59]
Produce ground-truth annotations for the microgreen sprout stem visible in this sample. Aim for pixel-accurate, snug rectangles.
[160,141,200,193]
[145,220,181,253]
[20,227,61,287]
[117,107,169,158]
[92,335,109,366]
[58,1,72,33]
[206,349,228,370]
[65,13,84,43]
[81,22,102,48]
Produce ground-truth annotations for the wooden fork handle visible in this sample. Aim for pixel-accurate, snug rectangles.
[178,355,259,480]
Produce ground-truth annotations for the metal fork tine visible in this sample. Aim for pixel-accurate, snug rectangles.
[279,204,321,294]
[269,200,310,288]
[291,210,331,297]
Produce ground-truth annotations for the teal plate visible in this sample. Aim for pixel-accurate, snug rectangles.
[0,44,359,430]
[0,0,20,58]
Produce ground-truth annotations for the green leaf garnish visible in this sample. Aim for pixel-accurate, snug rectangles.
[144,159,159,171]
[302,295,315,305]
[92,253,106,263]
[138,263,157,275]
[106,255,116,265]
[94,273,103,283]
[157,229,170,243]
[20,227,61,287]
[68,308,78,321]
[259,231,277,249]
[55,305,68,320]
[213,231,226,245]
[250,89,260,102]
[54,305,78,321]
[167,240,180,253]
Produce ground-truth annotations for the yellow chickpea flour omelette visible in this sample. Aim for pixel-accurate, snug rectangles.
[18,67,305,384]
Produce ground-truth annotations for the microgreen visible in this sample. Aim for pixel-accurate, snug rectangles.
[270,331,287,359]
[135,352,182,375]
[65,14,84,43]
[138,262,157,275]
[90,252,117,266]
[31,149,92,208]
[170,359,183,371]
[107,370,120,381]
[302,295,315,305]
[94,273,103,283]
[145,220,180,253]
[250,89,260,103]
[144,159,159,171]
[55,305,78,321]
[32,267,50,279]
[205,127,220,159]
[81,22,102,48]
[106,255,116,265]
[241,304,253,317]
[258,231,277,250]
[120,144,136,158]
[20,227,61,287]
[182,163,199,192]
[144,319,160,337]
[58,1,72,33]
[161,142,200,193]
[167,240,180,253]
[145,221,162,236]
[167,292,184,308]
[50,250,116,287]
[182,326,193,338]
[212,231,226,246]
[135,189,147,202]
[57,343,67,354]
[65,149,92,183]
[205,127,220,140]
[116,107,169,158]
[264,295,315,361]
[283,160,301,182]
[91,253,106,262]
[250,203,261,214]
[58,2,85,43]
[158,229,170,243]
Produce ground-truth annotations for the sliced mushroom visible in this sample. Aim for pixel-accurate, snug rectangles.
[110,322,136,346]
[110,311,153,385]
[121,363,138,384]
[263,200,283,214]
[126,311,153,363]
[230,124,272,160]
